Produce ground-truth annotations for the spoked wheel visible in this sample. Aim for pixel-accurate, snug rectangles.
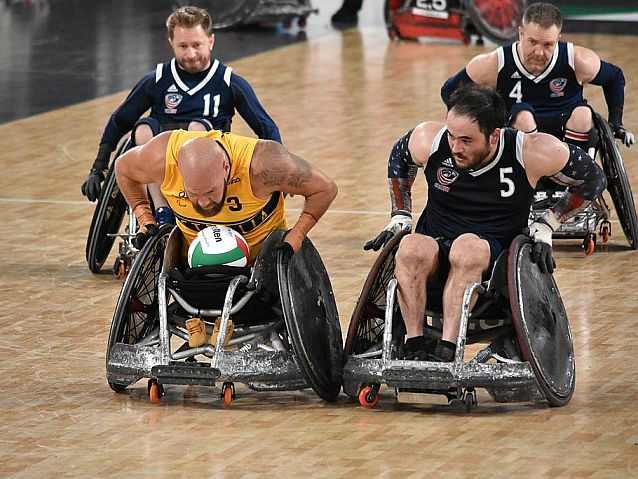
[344,230,408,357]
[106,225,173,393]
[508,235,575,407]
[594,113,638,249]
[86,138,131,273]
[462,0,526,45]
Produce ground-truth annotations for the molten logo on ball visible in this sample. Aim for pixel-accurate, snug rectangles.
[188,225,250,267]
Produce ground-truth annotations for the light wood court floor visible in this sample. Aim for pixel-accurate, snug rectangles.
[1,27,637,478]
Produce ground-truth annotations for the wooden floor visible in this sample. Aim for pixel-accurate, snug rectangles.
[1,26,638,478]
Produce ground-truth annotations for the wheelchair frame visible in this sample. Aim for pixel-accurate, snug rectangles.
[85,137,139,278]
[530,112,638,253]
[106,226,343,405]
[343,232,575,411]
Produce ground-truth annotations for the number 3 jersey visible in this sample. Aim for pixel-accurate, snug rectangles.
[416,127,534,248]
[161,129,286,261]
[496,41,585,118]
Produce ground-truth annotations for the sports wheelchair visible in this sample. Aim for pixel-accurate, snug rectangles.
[343,231,575,411]
[531,112,638,254]
[85,137,139,278]
[105,226,343,405]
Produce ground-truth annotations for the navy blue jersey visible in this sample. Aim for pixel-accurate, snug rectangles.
[100,58,280,149]
[496,42,585,118]
[416,127,535,248]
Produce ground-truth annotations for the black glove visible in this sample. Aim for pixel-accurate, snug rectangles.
[363,214,412,251]
[612,124,635,147]
[81,169,105,202]
[525,220,556,274]
[134,224,159,250]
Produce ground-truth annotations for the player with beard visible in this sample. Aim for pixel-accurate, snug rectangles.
[365,85,606,362]
[81,6,281,227]
[114,128,337,263]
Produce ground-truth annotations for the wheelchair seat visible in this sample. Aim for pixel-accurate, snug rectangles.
[105,226,343,405]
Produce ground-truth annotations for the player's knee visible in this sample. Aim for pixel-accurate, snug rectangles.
[395,235,437,271]
[449,234,489,271]
[566,106,594,133]
[511,110,537,133]
[188,120,208,131]
[133,124,154,145]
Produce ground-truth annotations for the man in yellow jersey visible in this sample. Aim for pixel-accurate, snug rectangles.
[115,129,337,262]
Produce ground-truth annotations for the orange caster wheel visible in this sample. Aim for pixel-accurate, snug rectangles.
[148,379,164,404]
[599,221,611,244]
[582,234,596,255]
[221,382,235,407]
[113,256,129,279]
[358,385,380,409]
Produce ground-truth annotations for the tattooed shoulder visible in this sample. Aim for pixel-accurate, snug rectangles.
[254,140,312,189]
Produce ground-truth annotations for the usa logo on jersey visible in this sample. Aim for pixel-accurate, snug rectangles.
[164,93,183,113]
[434,166,459,192]
[549,78,567,98]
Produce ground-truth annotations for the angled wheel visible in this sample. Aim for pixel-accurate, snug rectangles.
[508,235,575,407]
[277,237,344,402]
[594,113,638,249]
[85,138,131,273]
[462,0,526,45]
[345,230,407,357]
[106,225,173,392]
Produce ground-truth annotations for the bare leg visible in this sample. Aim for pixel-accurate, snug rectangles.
[510,109,537,133]
[394,234,439,339]
[441,234,491,344]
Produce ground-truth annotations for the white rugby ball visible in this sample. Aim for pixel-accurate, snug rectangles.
[188,225,250,267]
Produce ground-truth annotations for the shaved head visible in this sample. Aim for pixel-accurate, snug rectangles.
[178,137,229,217]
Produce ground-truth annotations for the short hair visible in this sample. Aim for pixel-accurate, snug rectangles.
[522,2,562,31]
[448,85,506,137]
[166,6,213,39]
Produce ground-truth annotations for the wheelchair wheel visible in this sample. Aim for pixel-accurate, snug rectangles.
[172,0,261,29]
[462,0,526,45]
[277,236,343,402]
[508,235,575,407]
[594,113,638,249]
[106,225,173,392]
[85,139,131,273]
[344,230,408,357]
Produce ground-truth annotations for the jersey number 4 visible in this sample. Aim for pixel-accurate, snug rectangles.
[508,81,523,104]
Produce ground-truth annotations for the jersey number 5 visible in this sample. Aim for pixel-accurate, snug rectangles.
[500,167,515,197]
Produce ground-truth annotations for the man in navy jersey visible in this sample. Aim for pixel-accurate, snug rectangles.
[81,6,281,226]
[366,85,606,362]
[441,2,634,155]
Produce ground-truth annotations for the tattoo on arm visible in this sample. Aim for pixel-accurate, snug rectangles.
[256,141,312,190]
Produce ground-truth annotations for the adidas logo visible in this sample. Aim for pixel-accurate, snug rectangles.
[511,71,521,79]
[443,157,453,167]
[167,84,178,92]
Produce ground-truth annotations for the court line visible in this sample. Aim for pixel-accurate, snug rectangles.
[0,197,391,216]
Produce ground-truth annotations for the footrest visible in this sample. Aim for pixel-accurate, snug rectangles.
[151,362,221,386]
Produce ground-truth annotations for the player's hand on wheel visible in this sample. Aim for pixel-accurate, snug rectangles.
[81,169,105,202]
[364,213,412,251]
[612,124,635,147]
[526,219,556,274]
[134,224,159,250]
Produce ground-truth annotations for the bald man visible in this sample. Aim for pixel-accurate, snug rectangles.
[115,129,337,262]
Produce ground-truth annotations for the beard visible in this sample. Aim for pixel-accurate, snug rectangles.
[451,143,492,172]
[177,54,210,74]
[192,182,227,217]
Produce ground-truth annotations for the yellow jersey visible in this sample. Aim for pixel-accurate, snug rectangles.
[161,130,286,262]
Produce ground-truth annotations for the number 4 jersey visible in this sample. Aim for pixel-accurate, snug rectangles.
[416,127,534,249]
[496,41,585,118]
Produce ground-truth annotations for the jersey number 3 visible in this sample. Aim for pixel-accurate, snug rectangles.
[500,167,515,197]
